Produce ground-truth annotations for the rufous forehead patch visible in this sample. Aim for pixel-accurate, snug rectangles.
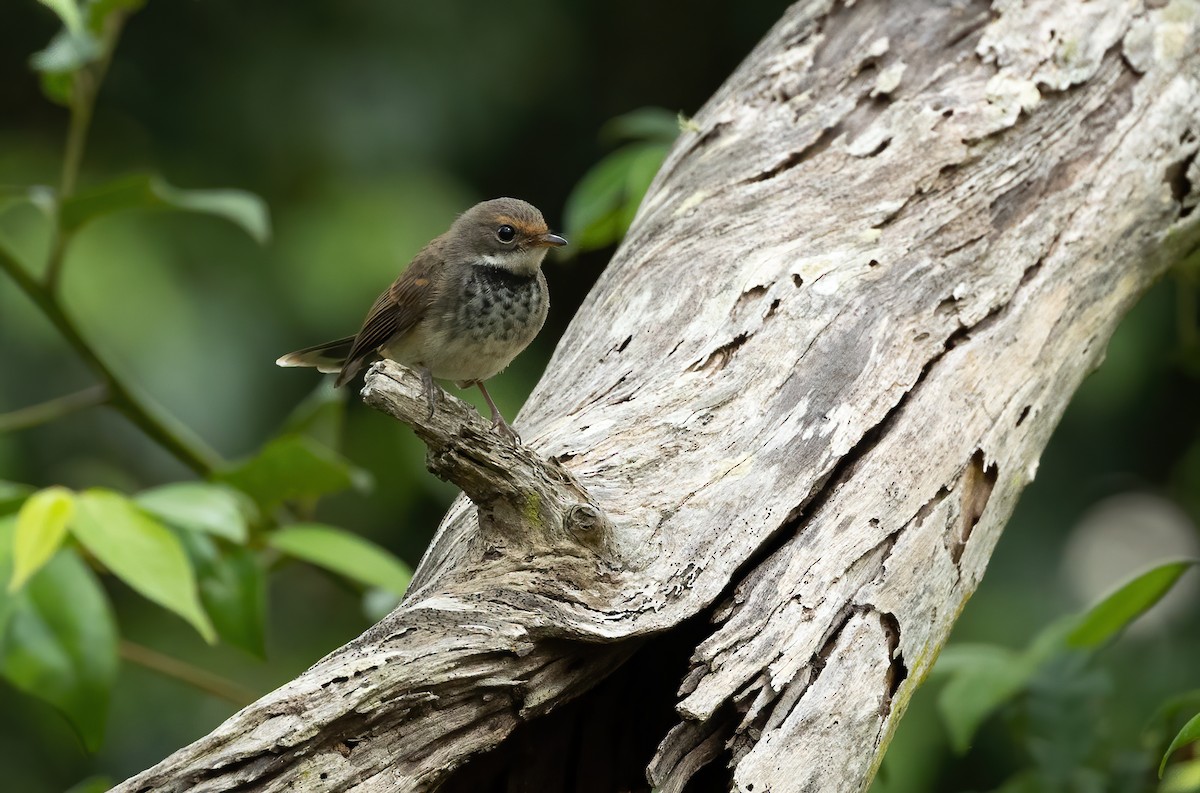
[493,215,548,235]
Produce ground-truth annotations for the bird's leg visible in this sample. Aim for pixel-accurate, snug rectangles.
[474,381,520,444]
[419,367,443,419]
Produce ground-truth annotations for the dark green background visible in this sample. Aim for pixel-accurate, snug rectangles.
[1,2,1197,791]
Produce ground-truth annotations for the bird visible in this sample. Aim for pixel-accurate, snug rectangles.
[276,197,566,442]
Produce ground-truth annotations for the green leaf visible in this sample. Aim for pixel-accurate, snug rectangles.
[29,28,101,75]
[9,486,76,593]
[84,0,146,34]
[28,0,108,105]
[200,546,266,658]
[0,185,56,216]
[1150,689,1200,733]
[38,69,75,106]
[1066,559,1198,649]
[933,561,1199,758]
[935,644,1036,753]
[36,0,85,35]
[177,532,266,657]
[1018,652,1109,779]
[563,142,669,253]
[1162,712,1200,778]
[928,642,1016,677]
[217,435,371,511]
[564,144,643,249]
[599,106,681,145]
[619,142,670,230]
[933,561,1199,759]
[134,482,250,544]
[1023,615,1076,661]
[154,179,271,244]
[268,524,412,596]
[70,489,216,643]
[0,516,17,636]
[59,173,271,244]
[0,518,117,752]
[0,481,35,515]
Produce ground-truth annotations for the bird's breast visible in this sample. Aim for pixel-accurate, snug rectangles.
[388,265,548,382]
[455,266,547,344]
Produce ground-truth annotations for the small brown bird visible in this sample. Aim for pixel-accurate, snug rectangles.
[277,198,565,441]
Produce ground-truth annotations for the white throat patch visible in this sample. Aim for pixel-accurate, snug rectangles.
[479,248,547,276]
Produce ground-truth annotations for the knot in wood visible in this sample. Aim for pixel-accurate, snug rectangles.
[565,503,602,534]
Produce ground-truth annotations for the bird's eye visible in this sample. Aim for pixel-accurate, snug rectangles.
[496,224,516,243]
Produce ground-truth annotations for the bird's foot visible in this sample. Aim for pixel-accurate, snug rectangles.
[420,368,443,419]
[474,380,521,445]
[490,414,522,445]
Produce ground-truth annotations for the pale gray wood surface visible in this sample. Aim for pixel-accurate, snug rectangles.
[114,1,1199,791]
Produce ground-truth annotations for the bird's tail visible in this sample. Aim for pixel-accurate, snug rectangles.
[276,336,355,375]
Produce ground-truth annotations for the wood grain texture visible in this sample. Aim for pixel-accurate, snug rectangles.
[113,0,1200,791]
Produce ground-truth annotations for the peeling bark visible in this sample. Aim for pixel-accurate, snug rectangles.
[113,1,1200,791]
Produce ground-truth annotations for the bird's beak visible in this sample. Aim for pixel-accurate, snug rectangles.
[535,232,568,248]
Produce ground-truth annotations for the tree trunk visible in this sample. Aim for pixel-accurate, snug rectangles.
[114,1,1200,791]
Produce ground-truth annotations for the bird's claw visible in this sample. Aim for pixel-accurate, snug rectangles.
[491,416,521,445]
[420,368,443,420]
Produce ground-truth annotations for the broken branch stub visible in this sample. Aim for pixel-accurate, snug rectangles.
[361,360,616,560]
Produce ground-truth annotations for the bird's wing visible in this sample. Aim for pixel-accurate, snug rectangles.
[334,242,444,387]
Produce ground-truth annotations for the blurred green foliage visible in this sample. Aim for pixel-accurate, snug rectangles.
[926,561,1197,789]
[0,513,117,753]
[3,0,424,759]
[563,107,679,253]
[58,173,270,244]
[1163,713,1200,781]
[2,1,1199,792]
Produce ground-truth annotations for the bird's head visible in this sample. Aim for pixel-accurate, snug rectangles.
[451,197,567,276]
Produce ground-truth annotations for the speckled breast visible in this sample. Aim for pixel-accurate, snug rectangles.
[410,264,548,382]
[456,265,548,346]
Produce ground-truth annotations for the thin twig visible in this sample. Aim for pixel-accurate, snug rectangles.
[0,10,221,472]
[118,639,259,708]
[46,10,131,291]
[58,71,94,201]
[0,384,109,432]
[0,246,222,474]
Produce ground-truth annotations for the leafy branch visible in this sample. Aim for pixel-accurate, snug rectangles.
[561,106,681,255]
[0,0,413,758]
[118,639,258,708]
[0,244,222,474]
[0,384,108,433]
[45,0,128,288]
[2,0,231,474]
[925,560,1200,788]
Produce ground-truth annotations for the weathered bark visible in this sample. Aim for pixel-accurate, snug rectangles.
[115,1,1199,791]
